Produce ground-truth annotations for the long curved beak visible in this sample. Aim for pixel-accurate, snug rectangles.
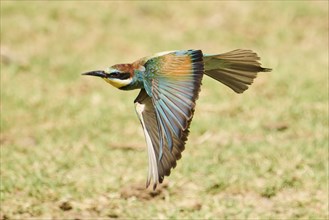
[82,70,107,78]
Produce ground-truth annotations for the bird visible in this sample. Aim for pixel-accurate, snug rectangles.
[83,49,271,189]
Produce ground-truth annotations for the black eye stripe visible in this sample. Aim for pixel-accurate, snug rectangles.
[109,72,130,80]
[109,71,120,76]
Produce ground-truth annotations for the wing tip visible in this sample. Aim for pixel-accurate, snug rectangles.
[145,179,159,191]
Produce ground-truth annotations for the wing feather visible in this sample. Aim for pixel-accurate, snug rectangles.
[134,50,204,188]
[160,89,193,118]
[158,93,188,128]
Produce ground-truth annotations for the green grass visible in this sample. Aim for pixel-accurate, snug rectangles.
[1,1,328,219]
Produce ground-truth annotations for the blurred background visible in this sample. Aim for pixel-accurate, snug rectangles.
[1,1,328,219]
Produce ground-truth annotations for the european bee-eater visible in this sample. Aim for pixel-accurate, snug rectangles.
[83,49,271,189]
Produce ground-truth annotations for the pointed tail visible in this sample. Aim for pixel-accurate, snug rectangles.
[203,49,272,93]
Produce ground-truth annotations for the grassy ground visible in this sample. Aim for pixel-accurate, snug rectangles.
[1,1,328,219]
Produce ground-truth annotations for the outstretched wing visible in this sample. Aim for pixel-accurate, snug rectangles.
[134,50,204,189]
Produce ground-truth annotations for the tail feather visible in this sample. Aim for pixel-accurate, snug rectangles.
[204,49,271,93]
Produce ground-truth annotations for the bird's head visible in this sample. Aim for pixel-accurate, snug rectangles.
[82,64,133,89]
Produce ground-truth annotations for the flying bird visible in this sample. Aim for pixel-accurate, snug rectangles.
[83,49,271,189]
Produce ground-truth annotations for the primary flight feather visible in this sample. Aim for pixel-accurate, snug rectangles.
[83,49,271,189]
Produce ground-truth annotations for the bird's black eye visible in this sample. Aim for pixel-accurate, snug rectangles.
[109,71,121,78]
[109,72,131,80]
